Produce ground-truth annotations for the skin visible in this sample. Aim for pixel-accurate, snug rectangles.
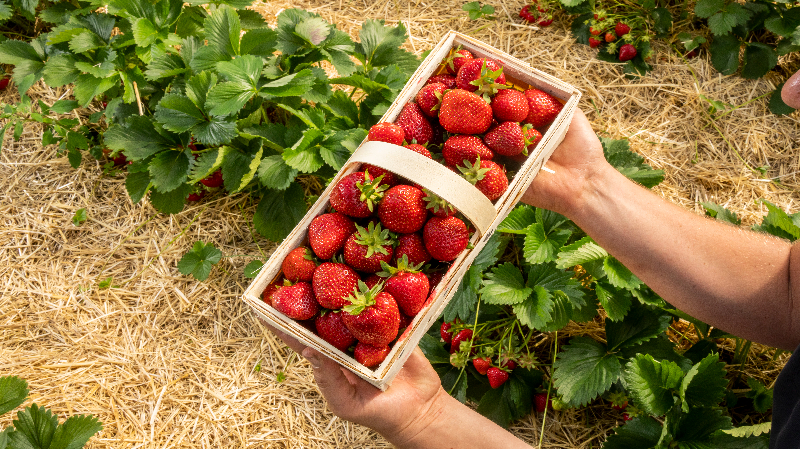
[781,68,800,109]
[262,109,800,447]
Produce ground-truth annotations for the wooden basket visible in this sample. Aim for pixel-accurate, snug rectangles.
[242,31,582,390]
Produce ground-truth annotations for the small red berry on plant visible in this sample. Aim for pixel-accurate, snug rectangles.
[423,215,469,262]
[590,26,603,36]
[534,392,553,413]
[440,321,454,343]
[589,37,602,48]
[614,22,631,37]
[472,357,492,375]
[187,191,205,202]
[619,44,638,62]
[487,367,510,388]
[308,212,356,260]
[200,170,223,188]
[605,32,616,43]
[449,329,474,354]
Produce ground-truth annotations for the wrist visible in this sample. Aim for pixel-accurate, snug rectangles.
[377,387,451,448]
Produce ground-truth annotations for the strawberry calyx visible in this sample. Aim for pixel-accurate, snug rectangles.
[343,280,382,316]
[357,168,390,212]
[471,60,508,102]
[422,189,457,217]
[352,222,395,259]
[377,254,424,277]
[457,156,491,185]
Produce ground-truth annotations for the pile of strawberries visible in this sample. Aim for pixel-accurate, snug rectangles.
[587,13,641,62]
[518,0,554,27]
[261,47,564,369]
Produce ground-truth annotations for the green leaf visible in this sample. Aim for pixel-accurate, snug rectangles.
[602,416,664,449]
[472,232,503,271]
[0,0,12,22]
[556,236,608,269]
[721,421,771,438]
[512,285,554,330]
[154,94,206,133]
[69,30,106,53]
[244,260,264,278]
[770,83,798,115]
[71,208,87,226]
[0,427,9,449]
[149,183,192,214]
[668,407,732,445]
[596,282,632,322]
[0,39,42,65]
[600,136,664,188]
[0,376,29,415]
[105,116,172,160]
[252,183,307,242]
[295,17,330,46]
[185,71,218,111]
[740,43,777,79]
[42,54,79,87]
[132,17,160,47]
[204,5,241,56]
[677,32,707,52]
[206,81,255,117]
[257,154,298,190]
[282,128,325,173]
[259,69,317,98]
[192,116,238,146]
[625,353,682,415]
[745,377,773,414]
[708,4,752,36]
[67,147,82,168]
[497,205,537,234]
[240,28,278,58]
[552,337,622,407]
[752,199,800,241]
[479,263,532,306]
[651,8,672,37]
[695,0,725,19]
[189,146,229,183]
[50,414,102,449]
[605,303,673,351]
[710,34,741,75]
[74,74,118,107]
[603,257,642,290]
[355,19,417,71]
[319,128,363,170]
[178,241,223,281]
[125,170,151,203]
[145,52,186,81]
[9,403,58,449]
[230,147,262,193]
[680,353,728,412]
[149,149,191,193]
[50,100,79,114]
[443,265,481,323]
[523,223,572,264]
[701,201,741,225]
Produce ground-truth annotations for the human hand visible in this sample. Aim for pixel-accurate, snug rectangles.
[520,109,609,217]
[259,318,445,445]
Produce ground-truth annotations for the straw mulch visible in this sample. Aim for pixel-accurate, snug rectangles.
[1,0,797,447]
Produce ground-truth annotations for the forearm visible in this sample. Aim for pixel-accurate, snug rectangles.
[383,389,530,449]
[564,163,798,350]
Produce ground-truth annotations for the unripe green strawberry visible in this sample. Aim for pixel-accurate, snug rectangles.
[439,89,493,135]
[281,246,317,282]
[313,261,360,309]
[342,281,401,347]
[354,341,391,368]
[424,216,469,262]
[315,310,356,352]
[443,135,494,167]
[272,282,320,320]
[308,213,356,260]
[524,88,564,129]
[378,185,428,234]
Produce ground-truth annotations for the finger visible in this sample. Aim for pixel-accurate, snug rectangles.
[302,347,365,414]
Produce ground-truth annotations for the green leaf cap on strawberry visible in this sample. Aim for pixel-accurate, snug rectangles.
[472,60,508,102]
[343,280,384,316]
[358,168,390,212]
[422,189,457,217]
[377,254,425,277]
[352,222,395,258]
[457,155,491,185]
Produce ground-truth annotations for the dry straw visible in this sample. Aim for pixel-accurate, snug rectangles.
[1,0,797,447]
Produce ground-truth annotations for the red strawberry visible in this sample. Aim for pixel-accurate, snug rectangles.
[428,271,445,292]
[589,37,602,48]
[426,74,457,89]
[363,164,398,187]
[424,216,469,262]
[343,222,395,273]
[422,189,457,218]
[589,26,602,35]
[262,283,280,306]
[378,256,430,317]
[415,83,446,117]
[330,171,389,218]
[487,367,510,388]
[187,190,206,202]
[439,89,493,135]
[449,329,474,354]
[363,274,383,290]
[444,47,474,75]
[272,282,320,320]
[612,401,629,411]
[524,89,563,129]
[472,357,492,375]
[491,89,529,122]
[368,122,405,145]
[404,143,432,159]
[500,358,517,370]
[458,158,509,201]
[523,125,543,154]
[308,213,356,259]
[312,261,360,309]
[342,281,401,346]
[395,233,432,266]
[534,393,552,413]
[443,135,494,167]
[622,413,633,421]
[200,170,223,188]
[605,32,616,42]
[440,321,454,343]
[538,16,553,27]
[484,122,526,157]
[0,75,10,90]
[615,22,631,36]
[456,58,506,99]
[619,44,637,62]
[282,246,317,282]
[395,102,433,145]
[354,341,391,368]
[519,5,535,22]
[378,185,428,234]
[315,310,356,352]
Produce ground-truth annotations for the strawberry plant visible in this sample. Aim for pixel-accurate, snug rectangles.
[0,375,102,449]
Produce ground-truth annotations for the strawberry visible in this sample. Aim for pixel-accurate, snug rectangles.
[619,44,637,62]
[422,189,457,218]
[308,212,356,259]
[440,321,455,343]
[444,47,474,75]
[439,89,493,135]
[404,143,432,159]
[442,135,494,166]
[589,26,603,35]
[272,282,320,321]
[200,170,223,188]
[605,32,616,42]
[500,358,517,370]
[362,164,398,187]
[458,158,509,201]
[523,125,543,154]
[378,185,428,234]
[491,89,529,122]
[538,16,553,27]
[455,58,506,99]
[524,89,563,129]
[398,312,413,331]
[342,281,401,347]
[472,357,492,375]
[589,37,602,48]
[426,74,457,89]
[614,22,630,37]
[0,75,10,90]
[343,222,395,273]
[415,83,446,117]
[484,121,526,157]
[261,283,280,306]
[315,310,356,352]
[282,246,317,282]
[312,261,360,309]
[378,256,430,317]
[622,413,633,421]
[487,367,510,388]
[363,274,383,290]
[394,233,431,266]
[330,170,389,218]
[449,329,474,354]
[519,5,535,22]
[534,392,552,413]
[395,102,433,145]
[368,122,405,145]
[187,190,206,202]
[354,341,391,368]
[424,216,469,262]
[428,271,445,292]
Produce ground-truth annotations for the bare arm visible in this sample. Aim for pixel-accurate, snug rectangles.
[523,109,800,351]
